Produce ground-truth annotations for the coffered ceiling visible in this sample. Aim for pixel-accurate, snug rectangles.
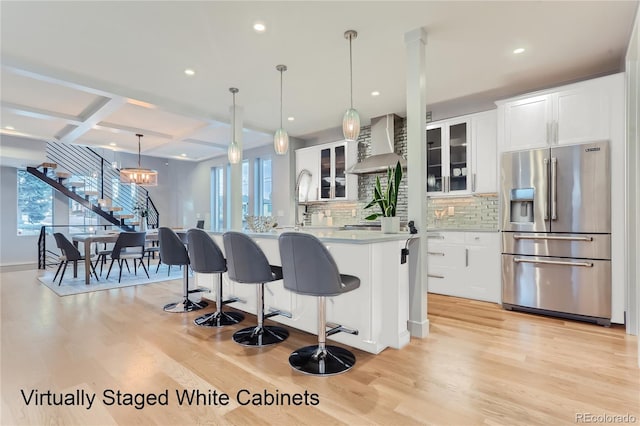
[1,1,638,162]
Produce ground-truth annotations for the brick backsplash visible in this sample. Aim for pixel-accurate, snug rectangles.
[303,118,498,229]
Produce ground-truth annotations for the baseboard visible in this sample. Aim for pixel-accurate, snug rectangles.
[0,262,38,273]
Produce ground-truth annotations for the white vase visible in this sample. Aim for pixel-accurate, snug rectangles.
[381,216,400,234]
[139,218,146,232]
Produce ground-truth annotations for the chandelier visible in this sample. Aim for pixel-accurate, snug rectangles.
[120,133,158,186]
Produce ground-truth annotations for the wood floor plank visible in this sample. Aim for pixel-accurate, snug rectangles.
[1,269,638,425]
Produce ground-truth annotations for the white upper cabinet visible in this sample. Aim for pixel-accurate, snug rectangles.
[295,140,357,202]
[427,117,471,195]
[427,110,497,196]
[295,146,320,201]
[471,110,497,194]
[497,73,624,152]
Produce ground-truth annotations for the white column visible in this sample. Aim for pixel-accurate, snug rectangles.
[229,104,243,230]
[404,27,429,338]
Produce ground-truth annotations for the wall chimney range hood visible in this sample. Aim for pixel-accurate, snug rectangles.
[346,114,406,174]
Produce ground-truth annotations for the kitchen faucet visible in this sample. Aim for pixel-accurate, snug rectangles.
[294,169,312,230]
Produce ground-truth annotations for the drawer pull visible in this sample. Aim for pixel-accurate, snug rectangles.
[513,235,593,242]
[428,235,444,239]
[513,258,593,268]
[427,251,445,256]
[427,274,445,279]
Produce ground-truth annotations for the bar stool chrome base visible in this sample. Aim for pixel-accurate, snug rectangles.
[233,325,289,347]
[163,298,208,313]
[289,345,356,376]
[194,311,244,327]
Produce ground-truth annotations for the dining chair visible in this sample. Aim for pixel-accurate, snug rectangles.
[105,232,149,283]
[53,233,99,285]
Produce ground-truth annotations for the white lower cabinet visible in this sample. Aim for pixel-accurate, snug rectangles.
[427,231,500,303]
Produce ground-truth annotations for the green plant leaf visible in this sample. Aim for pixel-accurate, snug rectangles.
[364,213,380,221]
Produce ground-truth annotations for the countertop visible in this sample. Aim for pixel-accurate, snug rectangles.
[427,228,499,233]
[209,228,415,244]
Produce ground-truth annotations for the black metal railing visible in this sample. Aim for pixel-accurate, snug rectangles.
[38,224,121,269]
[45,141,159,227]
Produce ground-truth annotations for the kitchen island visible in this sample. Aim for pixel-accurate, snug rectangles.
[196,229,415,354]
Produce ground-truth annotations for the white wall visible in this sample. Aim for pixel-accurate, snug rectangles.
[624,4,639,360]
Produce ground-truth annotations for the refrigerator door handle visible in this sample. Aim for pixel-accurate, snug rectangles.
[465,248,469,267]
[551,157,558,220]
[513,257,593,268]
[543,158,549,220]
[513,234,593,242]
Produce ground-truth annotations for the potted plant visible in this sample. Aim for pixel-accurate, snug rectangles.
[364,161,403,233]
[133,202,148,231]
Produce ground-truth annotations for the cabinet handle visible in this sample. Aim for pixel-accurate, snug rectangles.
[427,235,444,239]
[427,274,445,279]
[472,173,476,192]
[465,248,469,267]
[427,251,445,256]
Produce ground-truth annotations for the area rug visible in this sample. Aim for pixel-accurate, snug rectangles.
[38,263,188,296]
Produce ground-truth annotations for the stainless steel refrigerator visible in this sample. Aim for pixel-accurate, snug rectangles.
[500,141,611,325]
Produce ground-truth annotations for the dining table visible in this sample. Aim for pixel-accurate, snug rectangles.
[72,231,161,284]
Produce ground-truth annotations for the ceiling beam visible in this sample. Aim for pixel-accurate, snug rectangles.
[1,101,83,125]
[94,122,173,140]
[58,96,127,144]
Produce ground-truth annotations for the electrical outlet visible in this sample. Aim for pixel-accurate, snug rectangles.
[448,206,455,215]
[351,209,356,217]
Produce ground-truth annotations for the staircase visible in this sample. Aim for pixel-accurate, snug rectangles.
[27,141,160,231]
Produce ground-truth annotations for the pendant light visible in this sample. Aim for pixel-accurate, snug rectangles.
[120,134,158,186]
[342,29,360,142]
[273,64,289,155]
[227,87,242,164]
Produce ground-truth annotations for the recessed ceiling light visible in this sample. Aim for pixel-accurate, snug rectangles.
[180,153,187,157]
[287,116,295,121]
[513,47,525,54]
[109,142,116,146]
[253,22,266,33]
[5,126,15,130]
[371,91,380,97]
[184,68,195,76]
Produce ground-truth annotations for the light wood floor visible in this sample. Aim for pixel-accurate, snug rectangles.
[1,268,638,425]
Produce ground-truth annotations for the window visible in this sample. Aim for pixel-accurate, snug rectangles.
[17,169,53,235]
[211,166,225,231]
[242,160,249,226]
[255,158,272,216]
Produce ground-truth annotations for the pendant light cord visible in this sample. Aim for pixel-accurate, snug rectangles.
[232,91,236,142]
[136,134,143,168]
[349,34,354,109]
[280,69,284,128]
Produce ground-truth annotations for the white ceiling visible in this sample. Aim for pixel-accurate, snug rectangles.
[1,1,638,162]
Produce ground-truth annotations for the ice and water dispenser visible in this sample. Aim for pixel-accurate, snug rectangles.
[509,188,535,223]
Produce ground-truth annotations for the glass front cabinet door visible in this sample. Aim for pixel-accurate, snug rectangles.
[426,119,470,194]
[319,142,349,200]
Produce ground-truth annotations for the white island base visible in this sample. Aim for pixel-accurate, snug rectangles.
[195,230,413,354]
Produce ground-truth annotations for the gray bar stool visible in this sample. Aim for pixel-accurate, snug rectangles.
[279,232,360,376]
[159,227,208,313]
[187,228,244,327]
[223,231,290,347]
